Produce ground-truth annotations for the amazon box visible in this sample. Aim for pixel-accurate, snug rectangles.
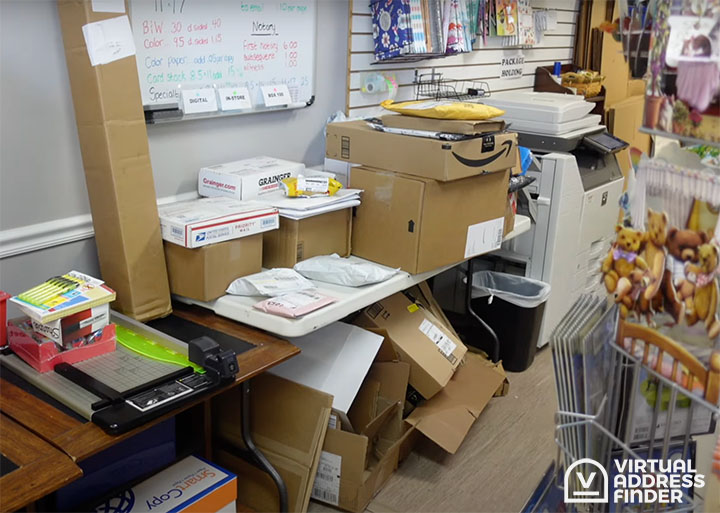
[163,235,262,301]
[350,166,509,274]
[263,209,352,269]
[354,291,467,399]
[326,120,517,182]
[213,373,332,513]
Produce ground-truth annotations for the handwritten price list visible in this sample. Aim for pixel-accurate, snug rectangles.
[131,0,314,106]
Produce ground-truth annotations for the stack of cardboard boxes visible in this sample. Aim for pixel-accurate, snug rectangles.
[326,119,519,274]
[214,284,507,513]
[207,118,519,512]
[158,157,354,303]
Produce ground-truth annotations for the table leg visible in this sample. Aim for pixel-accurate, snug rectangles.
[465,258,501,363]
[241,380,289,513]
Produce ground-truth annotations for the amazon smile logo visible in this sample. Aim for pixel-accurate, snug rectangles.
[451,140,514,168]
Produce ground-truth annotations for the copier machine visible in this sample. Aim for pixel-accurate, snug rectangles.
[500,127,626,347]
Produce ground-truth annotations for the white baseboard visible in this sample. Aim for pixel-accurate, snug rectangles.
[0,191,199,259]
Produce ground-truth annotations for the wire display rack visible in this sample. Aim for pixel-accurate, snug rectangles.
[413,69,491,101]
[535,306,720,513]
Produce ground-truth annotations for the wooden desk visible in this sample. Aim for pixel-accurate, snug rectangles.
[0,306,298,511]
[0,413,82,512]
[1,304,298,462]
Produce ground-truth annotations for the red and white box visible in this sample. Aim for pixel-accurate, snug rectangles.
[8,318,116,373]
[30,303,109,346]
[158,197,279,248]
[198,156,304,201]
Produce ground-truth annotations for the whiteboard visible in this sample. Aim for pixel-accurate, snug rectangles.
[129,0,316,110]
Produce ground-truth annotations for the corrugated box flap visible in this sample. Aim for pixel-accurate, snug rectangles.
[406,353,504,454]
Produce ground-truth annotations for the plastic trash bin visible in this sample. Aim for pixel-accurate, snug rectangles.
[470,271,551,372]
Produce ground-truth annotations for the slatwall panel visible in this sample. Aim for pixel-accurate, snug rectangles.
[347,0,580,117]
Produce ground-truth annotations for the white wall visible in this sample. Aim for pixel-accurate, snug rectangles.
[0,0,349,298]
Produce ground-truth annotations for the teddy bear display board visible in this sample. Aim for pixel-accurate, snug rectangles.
[601,156,720,443]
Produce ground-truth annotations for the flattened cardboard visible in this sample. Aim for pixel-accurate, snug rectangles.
[406,352,505,454]
[354,292,467,399]
[263,208,352,268]
[214,373,332,513]
[326,121,517,182]
[163,234,262,302]
[350,166,509,274]
[380,115,506,135]
[57,0,171,321]
[269,323,384,425]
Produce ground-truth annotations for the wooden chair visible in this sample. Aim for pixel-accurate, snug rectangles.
[617,320,720,405]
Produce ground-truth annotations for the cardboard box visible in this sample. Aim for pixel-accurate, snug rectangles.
[263,208,352,269]
[269,322,384,428]
[30,304,109,346]
[198,156,304,201]
[91,456,237,513]
[350,166,509,274]
[312,343,411,512]
[381,115,506,135]
[158,197,279,248]
[214,373,332,513]
[57,2,171,321]
[316,403,410,513]
[406,352,505,454]
[8,318,116,373]
[607,95,652,176]
[164,234,262,301]
[326,120,517,182]
[354,291,468,399]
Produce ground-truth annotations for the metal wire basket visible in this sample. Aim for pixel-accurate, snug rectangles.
[545,313,720,513]
[413,69,491,101]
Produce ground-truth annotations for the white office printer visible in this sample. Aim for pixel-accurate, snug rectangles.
[484,92,627,347]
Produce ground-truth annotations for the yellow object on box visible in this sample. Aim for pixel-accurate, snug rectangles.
[380,99,505,120]
[281,175,342,197]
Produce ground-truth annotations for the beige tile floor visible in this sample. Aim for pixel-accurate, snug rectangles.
[310,347,558,513]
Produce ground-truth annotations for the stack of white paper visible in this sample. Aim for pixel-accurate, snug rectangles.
[256,189,362,220]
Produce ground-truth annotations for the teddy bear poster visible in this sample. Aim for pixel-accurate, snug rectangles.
[602,206,720,362]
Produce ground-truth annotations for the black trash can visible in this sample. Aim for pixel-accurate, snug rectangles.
[470,271,551,372]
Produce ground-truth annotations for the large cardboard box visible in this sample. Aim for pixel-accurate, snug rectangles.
[164,234,262,301]
[214,373,332,513]
[263,209,352,269]
[326,120,517,182]
[354,291,468,399]
[311,338,412,513]
[57,2,171,321]
[406,352,506,454]
[350,166,509,274]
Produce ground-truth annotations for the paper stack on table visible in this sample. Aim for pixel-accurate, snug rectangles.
[256,188,362,220]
